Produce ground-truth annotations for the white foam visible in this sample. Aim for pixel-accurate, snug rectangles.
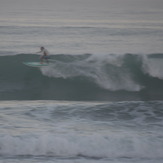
[143,56,163,79]
[41,54,142,91]
[0,131,162,159]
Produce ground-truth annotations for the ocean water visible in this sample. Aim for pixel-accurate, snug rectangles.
[0,100,163,163]
[0,0,163,162]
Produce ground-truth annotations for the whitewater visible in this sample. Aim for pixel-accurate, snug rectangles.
[0,0,163,162]
[0,100,163,163]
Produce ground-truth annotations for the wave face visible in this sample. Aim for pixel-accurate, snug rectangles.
[1,53,163,101]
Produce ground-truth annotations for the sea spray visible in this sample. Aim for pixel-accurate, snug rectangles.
[41,53,142,91]
[142,55,163,79]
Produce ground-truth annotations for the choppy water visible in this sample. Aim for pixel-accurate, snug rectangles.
[0,100,163,163]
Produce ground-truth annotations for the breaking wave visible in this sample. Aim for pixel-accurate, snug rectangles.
[0,53,163,101]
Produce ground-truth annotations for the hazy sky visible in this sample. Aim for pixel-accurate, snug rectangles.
[0,0,162,26]
[1,0,163,16]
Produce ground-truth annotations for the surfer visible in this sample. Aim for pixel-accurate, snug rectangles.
[37,46,50,64]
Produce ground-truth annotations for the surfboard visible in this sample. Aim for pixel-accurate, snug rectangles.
[23,62,49,67]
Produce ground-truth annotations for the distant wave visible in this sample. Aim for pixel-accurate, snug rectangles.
[1,53,163,101]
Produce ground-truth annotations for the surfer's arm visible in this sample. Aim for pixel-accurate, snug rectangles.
[36,50,42,53]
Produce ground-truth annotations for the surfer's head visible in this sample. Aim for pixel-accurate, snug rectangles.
[40,46,44,50]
